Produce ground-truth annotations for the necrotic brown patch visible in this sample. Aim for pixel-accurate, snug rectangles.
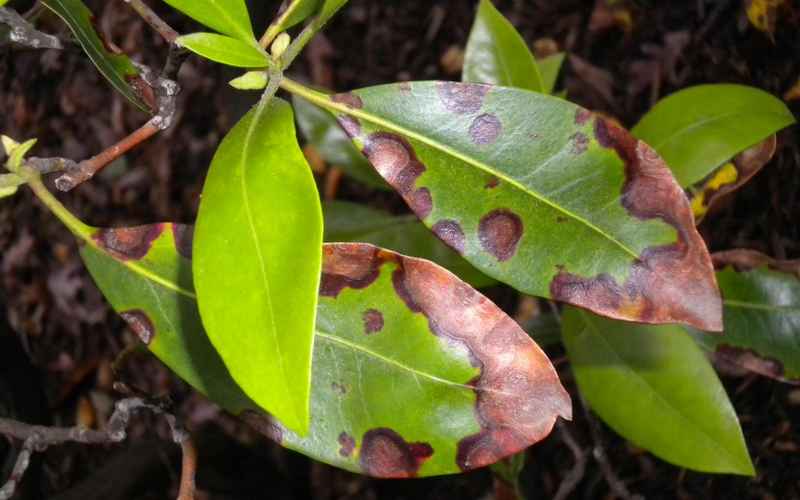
[478,210,523,262]
[432,220,466,254]
[172,224,194,260]
[338,432,356,457]
[549,117,722,331]
[436,82,490,114]
[362,309,384,334]
[485,176,500,189]
[363,133,432,219]
[320,244,385,297]
[715,345,788,382]
[337,115,362,137]
[239,410,285,444]
[120,309,155,345]
[469,113,502,145]
[574,108,592,125]
[359,428,433,478]
[570,132,589,155]
[94,224,164,261]
[332,92,363,109]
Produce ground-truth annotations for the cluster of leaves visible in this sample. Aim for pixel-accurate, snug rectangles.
[1,0,797,483]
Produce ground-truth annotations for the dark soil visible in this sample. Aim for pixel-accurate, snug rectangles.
[1,0,799,499]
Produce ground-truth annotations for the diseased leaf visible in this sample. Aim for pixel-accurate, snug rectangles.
[538,52,565,95]
[292,94,389,189]
[632,84,795,187]
[287,80,722,330]
[193,97,323,434]
[463,0,543,92]
[41,0,153,113]
[562,306,754,475]
[177,32,268,68]
[691,250,800,382]
[323,201,495,288]
[81,228,570,477]
[690,136,776,222]
[163,0,254,41]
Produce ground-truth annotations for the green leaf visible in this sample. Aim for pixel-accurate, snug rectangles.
[292,93,389,189]
[4,137,37,172]
[463,0,543,92]
[691,250,800,382]
[318,0,348,25]
[40,0,152,113]
[323,201,495,288]
[193,97,323,435]
[81,228,571,477]
[538,52,565,95]
[177,33,268,68]
[631,84,795,187]
[163,0,254,41]
[229,70,268,90]
[276,0,322,32]
[287,80,722,330]
[562,306,754,475]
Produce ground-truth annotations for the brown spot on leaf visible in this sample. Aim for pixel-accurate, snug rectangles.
[320,244,384,297]
[331,381,348,395]
[331,92,363,109]
[479,210,523,262]
[363,133,432,219]
[94,224,164,261]
[469,113,502,145]
[575,108,592,125]
[363,309,384,334]
[239,410,285,444]
[551,118,722,331]
[436,82,490,114]
[120,309,154,345]
[485,176,500,189]
[432,220,466,254]
[172,224,194,260]
[714,345,792,383]
[570,132,589,154]
[359,428,433,478]
[337,115,362,137]
[338,432,356,457]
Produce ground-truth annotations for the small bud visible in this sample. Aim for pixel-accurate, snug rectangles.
[1,135,19,156]
[229,71,269,90]
[271,33,291,59]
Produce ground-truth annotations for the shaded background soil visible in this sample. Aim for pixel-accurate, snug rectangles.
[1,0,799,498]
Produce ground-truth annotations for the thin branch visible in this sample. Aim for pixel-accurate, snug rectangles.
[0,6,63,50]
[122,0,179,44]
[553,421,588,500]
[0,397,195,500]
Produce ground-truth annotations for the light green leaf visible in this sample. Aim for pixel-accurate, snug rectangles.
[632,84,795,187]
[163,0,254,41]
[562,306,754,476]
[4,137,36,172]
[463,0,543,92]
[275,0,322,32]
[40,0,152,112]
[193,97,322,435]
[284,80,722,331]
[538,52,565,95]
[323,201,495,287]
[177,32,268,68]
[229,70,268,90]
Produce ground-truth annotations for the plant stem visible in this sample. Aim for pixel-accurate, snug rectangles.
[22,169,93,239]
[123,0,179,43]
[259,0,304,49]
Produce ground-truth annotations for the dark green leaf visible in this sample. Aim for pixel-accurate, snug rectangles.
[163,0,254,41]
[323,201,495,287]
[193,97,323,434]
[632,84,795,187]
[292,94,389,189]
[177,32,268,67]
[318,0,347,25]
[562,306,754,475]
[286,80,722,330]
[538,52,565,95]
[463,0,543,92]
[41,0,153,112]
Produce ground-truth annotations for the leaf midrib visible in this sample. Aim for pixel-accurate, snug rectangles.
[283,80,640,260]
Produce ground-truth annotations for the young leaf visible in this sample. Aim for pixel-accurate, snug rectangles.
[81,228,570,477]
[323,201,495,288]
[177,32,268,68]
[193,97,323,435]
[292,94,389,189]
[538,52,565,95]
[40,0,153,113]
[163,0,254,41]
[562,306,754,475]
[318,0,348,25]
[463,0,543,92]
[284,80,722,330]
[691,250,800,382]
[690,135,776,223]
[275,0,322,32]
[632,84,795,187]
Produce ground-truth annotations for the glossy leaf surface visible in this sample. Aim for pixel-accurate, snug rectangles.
[692,250,800,382]
[193,97,322,434]
[562,306,754,475]
[538,53,565,95]
[323,201,494,288]
[82,231,570,477]
[632,84,795,187]
[177,32,268,68]
[292,94,388,189]
[463,0,542,92]
[41,0,152,112]
[163,0,254,41]
[292,80,722,330]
